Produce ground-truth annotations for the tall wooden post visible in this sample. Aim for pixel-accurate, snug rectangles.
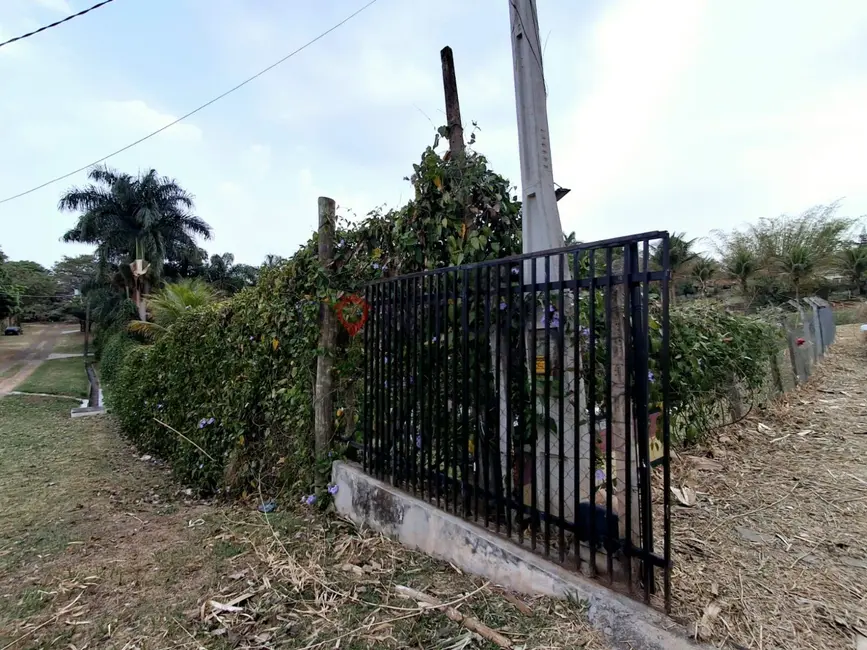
[440,46,464,156]
[84,296,91,358]
[315,196,338,487]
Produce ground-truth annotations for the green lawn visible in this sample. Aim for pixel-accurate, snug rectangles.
[16,357,89,398]
[51,332,86,355]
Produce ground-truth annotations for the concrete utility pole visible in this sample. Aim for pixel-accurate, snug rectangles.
[509,0,565,270]
[508,0,592,540]
[440,46,465,157]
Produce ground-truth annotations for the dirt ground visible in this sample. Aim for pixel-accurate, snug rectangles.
[0,394,608,650]
[0,323,72,395]
[666,324,867,650]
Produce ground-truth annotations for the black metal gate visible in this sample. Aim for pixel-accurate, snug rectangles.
[361,232,672,609]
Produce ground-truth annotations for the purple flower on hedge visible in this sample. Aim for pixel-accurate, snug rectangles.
[580,327,591,337]
[327,485,339,495]
[198,418,207,429]
[249,336,255,341]
[595,469,606,483]
[541,312,560,329]
[207,417,215,425]
[372,263,381,270]
[157,403,163,410]
[648,371,655,383]
[304,494,317,505]
[339,239,346,246]
[511,267,519,276]
[499,301,507,311]
[416,434,422,449]
[549,304,556,313]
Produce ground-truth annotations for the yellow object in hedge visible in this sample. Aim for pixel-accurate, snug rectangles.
[468,438,475,455]
[272,338,279,351]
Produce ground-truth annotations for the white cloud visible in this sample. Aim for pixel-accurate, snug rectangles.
[2,0,866,269]
[85,100,203,143]
[740,83,867,213]
[556,0,709,222]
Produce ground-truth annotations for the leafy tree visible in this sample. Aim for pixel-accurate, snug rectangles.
[5,260,58,321]
[205,253,258,294]
[837,246,867,295]
[53,253,98,296]
[127,278,220,341]
[713,202,860,303]
[747,202,855,270]
[59,166,212,319]
[0,247,20,323]
[163,246,208,281]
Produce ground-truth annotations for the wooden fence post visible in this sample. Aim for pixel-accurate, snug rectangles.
[315,196,338,487]
[440,46,464,157]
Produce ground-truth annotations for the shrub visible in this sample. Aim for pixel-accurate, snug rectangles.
[99,330,140,385]
[664,304,780,443]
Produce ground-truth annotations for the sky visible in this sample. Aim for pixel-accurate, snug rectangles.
[1,0,866,268]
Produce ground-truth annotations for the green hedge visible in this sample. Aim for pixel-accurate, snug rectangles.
[108,254,337,496]
[99,330,140,385]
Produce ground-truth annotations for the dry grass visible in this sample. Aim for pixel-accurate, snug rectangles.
[0,394,609,650]
[663,324,867,650]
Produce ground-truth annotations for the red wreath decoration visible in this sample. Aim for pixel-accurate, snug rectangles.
[335,295,369,336]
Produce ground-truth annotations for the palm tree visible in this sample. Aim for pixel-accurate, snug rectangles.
[263,254,286,268]
[777,244,815,301]
[59,166,212,319]
[652,232,698,304]
[722,245,758,297]
[838,246,867,295]
[127,279,219,341]
[690,256,716,296]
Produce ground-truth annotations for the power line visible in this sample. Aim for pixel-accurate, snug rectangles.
[0,0,118,50]
[0,0,380,206]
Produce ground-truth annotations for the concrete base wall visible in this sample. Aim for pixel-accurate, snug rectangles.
[332,461,704,650]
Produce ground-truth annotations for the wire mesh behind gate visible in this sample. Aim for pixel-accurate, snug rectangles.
[361,232,672,609]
